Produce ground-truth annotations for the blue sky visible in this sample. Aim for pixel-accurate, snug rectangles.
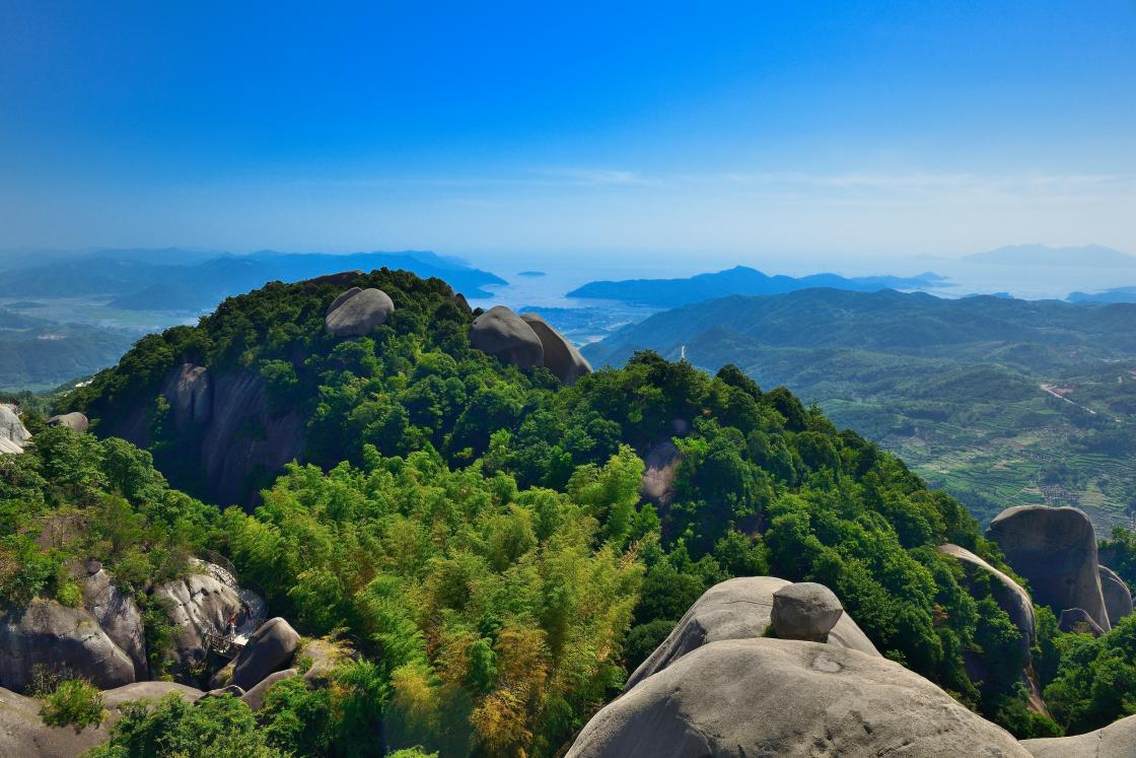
[1,1,1134,268]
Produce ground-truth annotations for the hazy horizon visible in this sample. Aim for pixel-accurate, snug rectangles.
[3,2,1134,262]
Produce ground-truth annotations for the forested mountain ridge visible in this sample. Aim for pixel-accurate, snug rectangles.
[8,268,1136,754]
[585,288,1136,528]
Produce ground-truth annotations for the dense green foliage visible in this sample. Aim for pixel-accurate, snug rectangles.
[584,287,1136,529]
[1043,615,1136,733]
[39,679,104,729]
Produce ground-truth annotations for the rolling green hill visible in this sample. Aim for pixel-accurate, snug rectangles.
[585,289,1136,530]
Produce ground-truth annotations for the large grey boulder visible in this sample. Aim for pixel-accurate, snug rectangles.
[939,543,1036,651]
[46,412,89,433]
[82,567,148,680]
[325,287,395,337]
[625,576,878,691]
[240,668,298,712]
[0,686,108,758]
[100,681,204,707]
[0,599,135,692]
[1022,713,1136,757]
[154,568,244,674]
[771,582,843,642]
[163,363,212,428]
[1099,565,1133,626]
[520,313,592,385]
[470,306,544,369]
[0,404,31,454]
[568,638,1030,758]
[231,617,300,691]
[987,505,1110,631]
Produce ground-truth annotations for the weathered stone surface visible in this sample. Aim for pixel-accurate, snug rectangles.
[1059,607,1105,636]
[325,287,394,337]
[101,681,204,707]
[240,668,298,712]
[0,403,31,454]
[0,686,108,758]
[939,543,1036,650]
[47,412,90,433]
[1022,713,1136,758]
[0,599,135,692]
[154,568,243,674]
[987,505,1110,631]
[568,639,1030,758]
[82,568,148,680]
[520,313,592,385]
[204,684,246,698]
[771,582,843,642]
[231,617,300,691]
[163,363,212,429]
[325,286,362,315]
[625,576,878,691]
[1100,565,1134,626]
[640,440,681,508]
[470,306,544,369]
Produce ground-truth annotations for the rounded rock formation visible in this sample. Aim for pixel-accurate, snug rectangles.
[240,667,298,712]
[163,363,212,429]
[154,569,244,675]
[324,287,395,337]
[520,312,592,385]
[0,686,109,757]
[771,582,844,642]
[230,617,300,691]
[0,404,31,454]
[0,599,136,692]
[470,306,544,370]
[1058,607,1105,636]
[1099,565,1133,626]
[82,567,148,680]
[987,505,1110,631]
[568,639,1030,758]
[939,543,1036,651]
[625,576,878,691]
[46,412,90,433]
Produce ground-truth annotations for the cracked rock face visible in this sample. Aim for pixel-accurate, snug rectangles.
[568,638,1030,758]
[154,568,244,674]
[625,576,878,692]
[82,568,148,680]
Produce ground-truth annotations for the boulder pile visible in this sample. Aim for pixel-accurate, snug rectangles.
[470,305,592,384]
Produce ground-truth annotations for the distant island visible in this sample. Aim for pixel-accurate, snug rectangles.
[965,243,1135,267]
[517,270,546,277]
[1068,285,1136,304]
[566,265,946,307]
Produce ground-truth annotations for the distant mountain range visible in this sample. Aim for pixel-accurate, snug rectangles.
[584,287,1136,529]
[566,265,946,307]
[0,249,507,311]
[965,244,1135,267]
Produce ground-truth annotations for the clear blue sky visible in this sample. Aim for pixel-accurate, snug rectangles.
[2,1,1134,267]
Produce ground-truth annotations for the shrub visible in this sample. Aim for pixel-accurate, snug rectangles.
[39,679,103,729]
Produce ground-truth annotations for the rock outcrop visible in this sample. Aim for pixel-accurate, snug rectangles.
[519,313,592,385]
[241,668,299,712]
[0,687,108,758]
[230,617,300,691]
[1022,713,1136,758]
[154,569,244,674]
[0,599,136,692]
[46,412,89,433]
[625,576,878,691]
[470,306,544,369]
[324,287,395,337]
[770,582,843,642]
[82,566,148,680]
[568,638,1030,758]
[987,505,1110,631]
[163,363,212,429]
[939,543,1036,651]
[1058,607,1105,636]
[0,404,31,454]
[1099,565,1133,626]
